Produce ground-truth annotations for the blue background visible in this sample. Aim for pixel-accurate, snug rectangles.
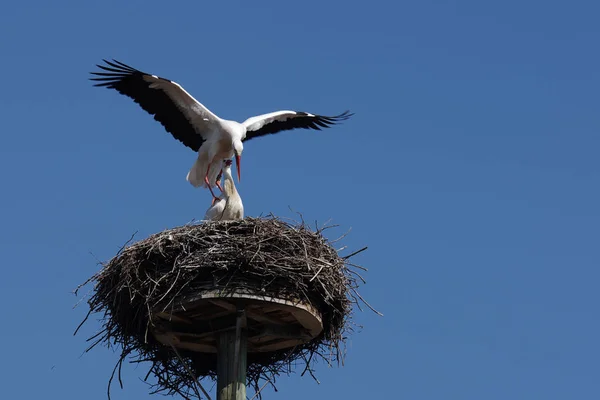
[1,1,599,398]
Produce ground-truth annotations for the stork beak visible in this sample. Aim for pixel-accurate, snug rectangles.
[235,154,241,182]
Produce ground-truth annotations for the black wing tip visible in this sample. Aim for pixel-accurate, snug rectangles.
[101,58,137,71]
[335,110,354,119]
[89,58,146,87]
[90,58,140,76]
[297,110,354,119]
[287,109,354,131]
[316,110,354,126]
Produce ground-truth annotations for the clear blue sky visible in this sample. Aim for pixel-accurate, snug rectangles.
[1,0,599,398]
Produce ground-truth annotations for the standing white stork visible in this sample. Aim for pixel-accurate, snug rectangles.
[204,159,244,221]
[90,59,353,201]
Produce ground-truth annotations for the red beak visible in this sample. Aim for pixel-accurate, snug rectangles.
[235,154,241,182]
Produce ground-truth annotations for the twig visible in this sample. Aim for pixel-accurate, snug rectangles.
[249,346,297,400]
[343,246,368,260]
[351,287,383,316]
[309,264,326,282]
[170,344,212,400]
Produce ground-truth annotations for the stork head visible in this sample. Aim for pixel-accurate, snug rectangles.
[233,141,243,182]
[220,159,234,181]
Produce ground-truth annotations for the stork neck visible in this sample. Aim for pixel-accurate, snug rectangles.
[222,166,236,196]
[223,166,233,180]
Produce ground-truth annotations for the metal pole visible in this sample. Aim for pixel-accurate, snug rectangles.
[217,308,247,400]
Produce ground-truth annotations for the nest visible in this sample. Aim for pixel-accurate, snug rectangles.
[75,215,375,399]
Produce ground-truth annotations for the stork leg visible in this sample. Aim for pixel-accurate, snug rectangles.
[204,165,220,202]
[215,168,224,192]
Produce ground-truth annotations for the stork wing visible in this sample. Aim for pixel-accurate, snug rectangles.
[90,59,220,152]
[242,110,353,141]
[204,198,226,221]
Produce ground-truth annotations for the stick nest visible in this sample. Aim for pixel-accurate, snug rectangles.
[75,216,373,399]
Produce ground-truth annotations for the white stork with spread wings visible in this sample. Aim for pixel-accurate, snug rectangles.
[90,59,353,201]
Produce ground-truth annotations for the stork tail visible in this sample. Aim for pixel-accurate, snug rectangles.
[186,157,206,188]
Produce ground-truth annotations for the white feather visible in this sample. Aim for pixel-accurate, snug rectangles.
[204,198,226,221]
